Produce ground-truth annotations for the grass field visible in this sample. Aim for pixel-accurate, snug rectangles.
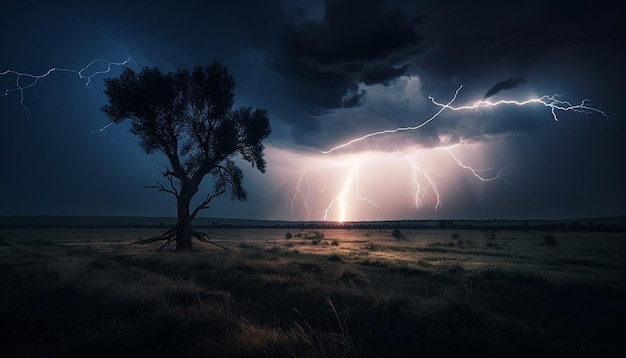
[1,227,624,357]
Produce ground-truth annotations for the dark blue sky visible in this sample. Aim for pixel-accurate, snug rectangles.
[1,0,624,220]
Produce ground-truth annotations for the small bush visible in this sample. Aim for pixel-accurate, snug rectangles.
[327,254,343,262]
[360,259,389,267]
[338,267,368,285]
[285,232,293,240]
[298,262,322,273]
[451,233,460,239]
[416,260,432,267]
[543,235,557,246]
[391,229,405,240]
[390,263,427,277]
[331,239,340,246]
[364,243,378,251]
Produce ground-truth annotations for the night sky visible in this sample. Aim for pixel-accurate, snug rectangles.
[1,0,624,221]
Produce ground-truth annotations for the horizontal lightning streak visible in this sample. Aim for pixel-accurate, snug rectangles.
[2,35,135,118]
[322,85,608,154]
[430,94,608,122]
[312,84,607,219]
[321,85,465,154]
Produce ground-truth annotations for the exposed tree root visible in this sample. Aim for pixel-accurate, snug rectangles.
[130,228,228,251]
[191,230,230,250]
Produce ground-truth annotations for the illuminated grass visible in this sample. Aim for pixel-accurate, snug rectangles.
[0,228,624,356]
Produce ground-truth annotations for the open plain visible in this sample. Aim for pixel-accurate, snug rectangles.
[1,227,625,357]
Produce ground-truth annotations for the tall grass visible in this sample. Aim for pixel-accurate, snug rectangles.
[1,229,624,357]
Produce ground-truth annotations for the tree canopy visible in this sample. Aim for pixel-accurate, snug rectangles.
[102,62,271,250]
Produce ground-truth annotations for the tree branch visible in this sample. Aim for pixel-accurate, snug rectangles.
[165,172,179,195]
[146,181,178,196]
[155,163,181,195]
[215,164,238,188]
[190,189,226,221]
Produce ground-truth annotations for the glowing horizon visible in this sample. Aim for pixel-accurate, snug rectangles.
[261,140,507,222]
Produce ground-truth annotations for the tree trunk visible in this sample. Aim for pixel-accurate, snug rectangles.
[175,196,193,251]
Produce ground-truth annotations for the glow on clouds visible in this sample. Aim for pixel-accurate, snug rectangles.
[262,140,504,222]
[260,72,605,222]
[259,75,505,222]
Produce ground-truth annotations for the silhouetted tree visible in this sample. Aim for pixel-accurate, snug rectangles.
[102,63,271,250]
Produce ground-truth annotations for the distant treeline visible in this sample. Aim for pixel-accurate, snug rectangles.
[1,215,625,232]
[265,219,626,232]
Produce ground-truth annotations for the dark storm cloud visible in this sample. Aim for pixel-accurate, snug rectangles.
[271,0,426,112]
[484,76,526,99]
[416,0,623,85]
[2,0,624,220]
[360,0,624,150]
[271,0,621,149]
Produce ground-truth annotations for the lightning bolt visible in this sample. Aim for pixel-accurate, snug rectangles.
[268,175,287,194]
[440,143,512,190]
[2,30,135,119]
[322,166,380,222]
[314,85,606,218]
[291,171,311,218]
[321,86,464,155]
[355,170,381,209]
[322,85,608,154]
[406,156,442,209]
[431,91,608,122]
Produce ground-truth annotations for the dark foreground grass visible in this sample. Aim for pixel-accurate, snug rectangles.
[0,230,625,357]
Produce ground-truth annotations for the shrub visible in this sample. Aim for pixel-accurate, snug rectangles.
[331,239,340,246]
[298,262,322,273]
[338,267,368,285]
[327,254,343,262]
[364,243,378,251]
[451,233,460,239]
[285,232,293,240]
[391,229,405,240]
[543,235,557,246]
